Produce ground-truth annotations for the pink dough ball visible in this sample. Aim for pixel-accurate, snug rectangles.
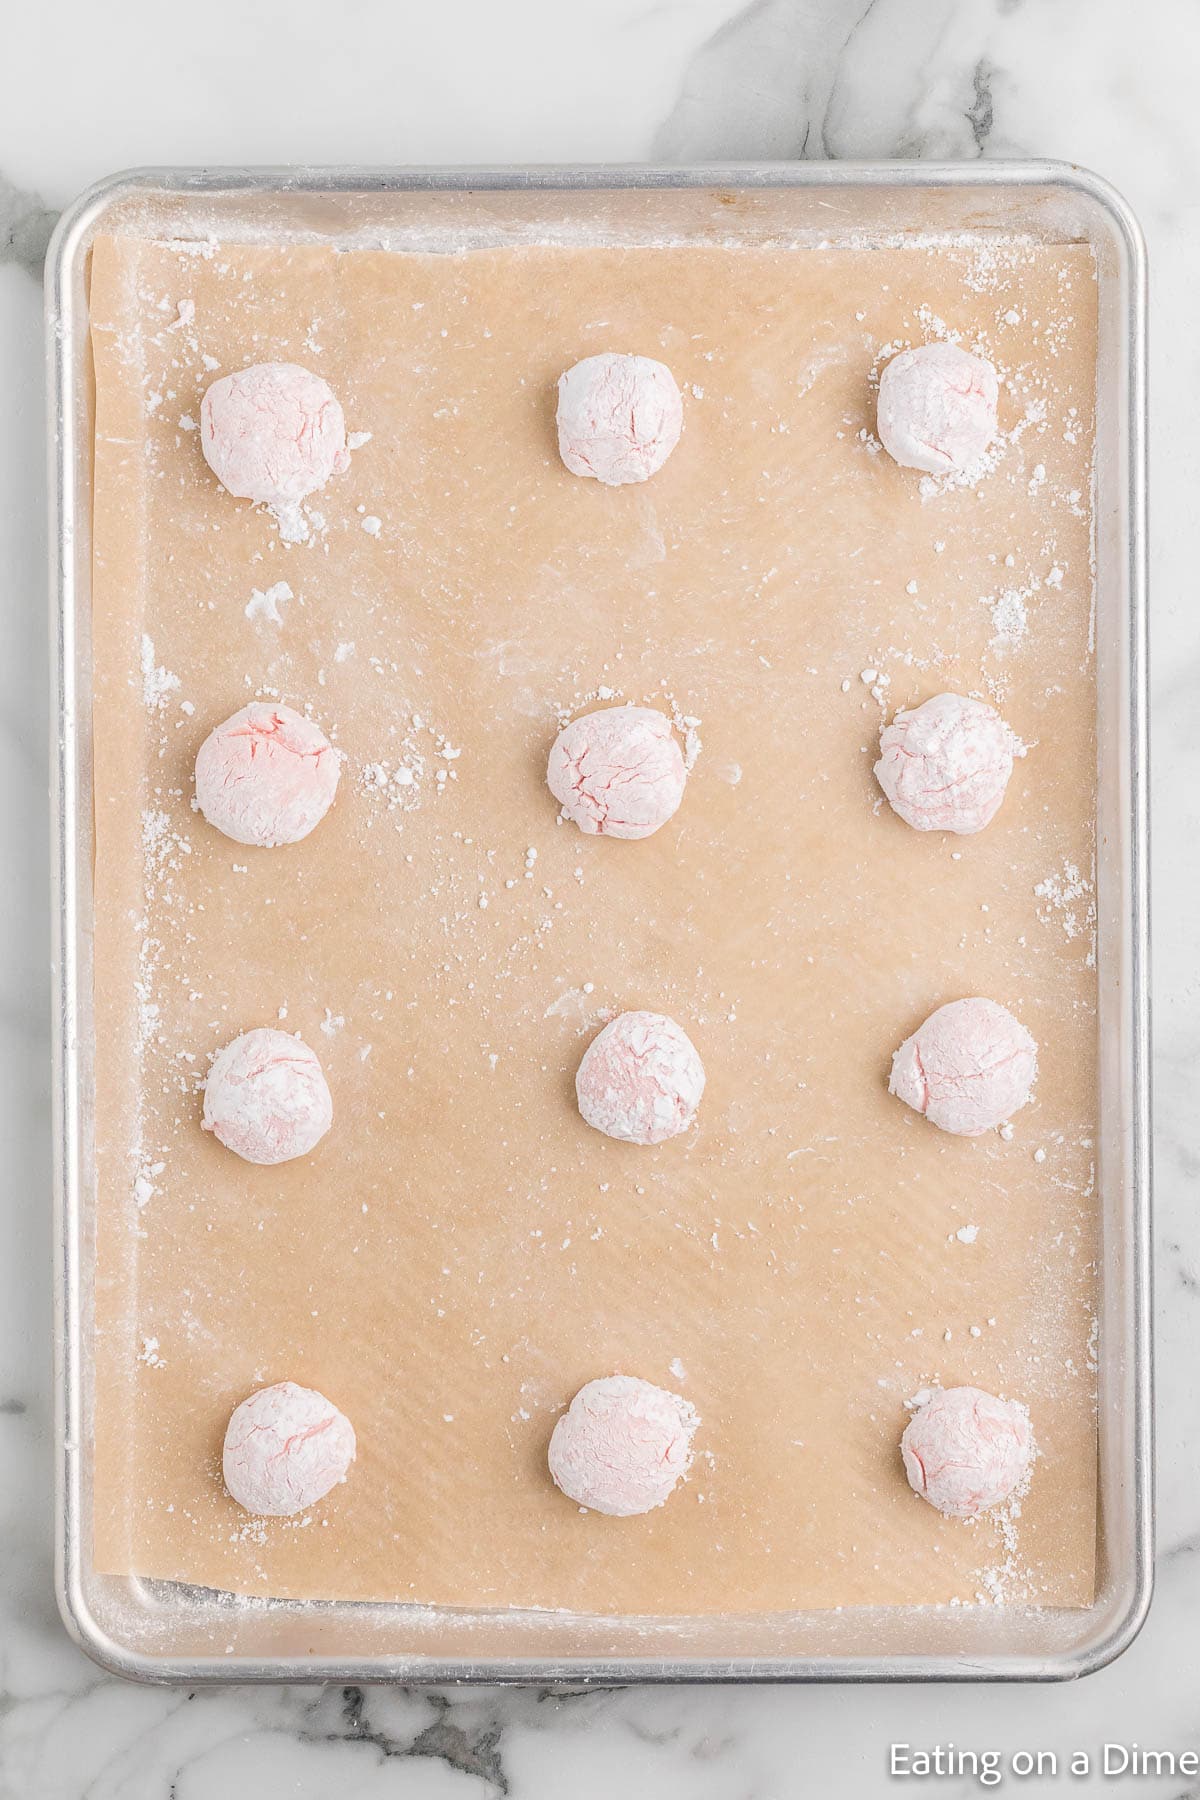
[200,362,350,507]
[203,1027,333,1165]
[901,1385,1033,1519]
[875,692,1019,835]
[889,997,1037,1137]
[547,706,687,839]
[576,1010,705,1146]
[194,702,341,848]
[556,353,683,486]
[548,1374,699,1516]
[877,341,999,475]
[222,1380,356,1516]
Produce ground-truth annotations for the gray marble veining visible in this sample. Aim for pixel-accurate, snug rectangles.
[0,174,56,276]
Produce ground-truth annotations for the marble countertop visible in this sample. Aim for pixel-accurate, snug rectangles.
[2,1,1197,1793]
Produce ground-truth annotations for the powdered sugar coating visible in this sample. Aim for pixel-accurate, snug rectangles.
[877,342,999,475]
[556,353,683,486]
[901,1385,1033,1519]
[889,998,1037,1137]
[195,702,341,848]
[200,362,350,508]
[548,1374,698,1516]
[203,1027,333,1165]
[547,706,687,839]
[875,692,1018,835]
[222,1380,356,1517]
[576,1011,705,1145]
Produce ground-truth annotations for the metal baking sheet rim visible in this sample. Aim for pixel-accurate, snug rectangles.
[47,161,1152,1685]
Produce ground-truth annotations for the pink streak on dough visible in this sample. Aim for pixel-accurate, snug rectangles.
[576,1010,705,1146]
[203,1027,333,1165]
[889,997,1037,1137]
[222,1381,356,1517]
[548,1375,699,1516]
[194,702,341,848]
[547,706,687,839]
[877,341,999,475]
[200,362,350,507]
[901,1385,1033,1519]
[556,353,683,486]
[875,692,1018,834]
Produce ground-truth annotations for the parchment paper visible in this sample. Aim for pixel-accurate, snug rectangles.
[88,225,1099,1611]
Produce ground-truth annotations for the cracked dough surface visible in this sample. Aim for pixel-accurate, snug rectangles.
[88,223,1099,1613]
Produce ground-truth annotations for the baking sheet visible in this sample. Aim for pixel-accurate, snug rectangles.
[88,225,1100,1614]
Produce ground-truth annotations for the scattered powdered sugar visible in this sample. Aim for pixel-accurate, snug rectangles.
[135,1158,166,1211]
[1034,858,1097,959]
[140,635,180,711]
[137,808,192,1050]
[128,788,194,1233]
[986,588,1028,648]
[658,693,702,770]
[974,1493,1036,1605]
[682,719,703,770]
[359,715,462,820]
[362,758,423,810]
[860,666,891,706]
[155,236,217,259]
[244,581,293,626]
[979,562,1073,659]
[917,395,1047,503]
[542,986,613,1032]
[273,502,313,546]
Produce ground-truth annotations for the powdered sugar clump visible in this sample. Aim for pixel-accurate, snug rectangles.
[141,635,180,711]
[244,581,293,626]
[1035,858,1097,962]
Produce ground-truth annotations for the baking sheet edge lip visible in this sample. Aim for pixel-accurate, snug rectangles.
[34,1632,1145,1690]
[47,155,1151,223]
[69,1657,1153,1690]
[47,156,1152,1686]
[1115,106,1153,1654]
[46,152,82,1683]
[1126,137,1154,1670]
